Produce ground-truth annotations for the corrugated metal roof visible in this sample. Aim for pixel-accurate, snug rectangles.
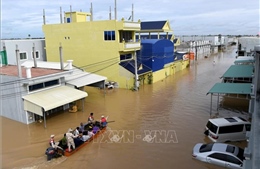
[66,70,107,88]
[141,21,167,30]
[221,65,253,78]
[207,83,251,95]
[23,86,88,116]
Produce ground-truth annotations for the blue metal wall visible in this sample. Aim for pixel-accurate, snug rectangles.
[139,39,174,72]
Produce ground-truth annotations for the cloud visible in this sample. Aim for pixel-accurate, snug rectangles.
[1,0,259,38]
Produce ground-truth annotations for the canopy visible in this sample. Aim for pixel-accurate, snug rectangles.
[23,86,88,116]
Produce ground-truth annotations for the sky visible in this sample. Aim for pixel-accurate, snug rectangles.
[1,0,259,39]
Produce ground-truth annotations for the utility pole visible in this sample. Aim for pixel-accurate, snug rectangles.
[134,51,139,91]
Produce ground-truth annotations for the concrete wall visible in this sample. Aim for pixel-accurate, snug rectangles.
[0,39,46,65]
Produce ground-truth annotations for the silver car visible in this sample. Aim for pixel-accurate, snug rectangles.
[192,143,244,169]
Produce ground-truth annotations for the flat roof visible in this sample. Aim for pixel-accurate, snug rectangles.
[207,83,252,95]
[0,65,63,78]
[221,65,253,78]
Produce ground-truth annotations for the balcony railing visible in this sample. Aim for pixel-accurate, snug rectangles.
[119,41,140,51]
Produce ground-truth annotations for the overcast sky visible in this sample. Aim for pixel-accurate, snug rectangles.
[1,0,259,39]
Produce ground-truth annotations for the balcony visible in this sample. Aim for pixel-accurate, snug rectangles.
[123,22,140,31]
[119,41,141,52]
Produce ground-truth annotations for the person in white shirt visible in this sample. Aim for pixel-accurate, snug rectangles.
[66,128,78,152]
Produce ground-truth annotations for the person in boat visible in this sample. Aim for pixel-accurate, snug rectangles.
[100,115,107,128]
[49,134,63,151]
[88,112,94,124]
[74,127,80,137]
[93,123,100,134]
[79,122,85,133]
[59,133,67,149]
[66,128,78,152]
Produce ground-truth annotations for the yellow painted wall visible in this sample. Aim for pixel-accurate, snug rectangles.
[43,20,139,89]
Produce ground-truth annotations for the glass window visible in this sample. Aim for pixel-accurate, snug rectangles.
[206,121,218,134]
[29,79,59,92]
[20,52,27,60]
[226,145,235,153]
[208,153,226,161]
[226,155,242,165]
[218,125,244,134]
[104,31,115,41]
[31,51,40,59]
[120,54,132,61]
[199,143,214,153]
[245,124,251,131]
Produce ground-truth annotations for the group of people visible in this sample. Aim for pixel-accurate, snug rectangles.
[48,112,108,153]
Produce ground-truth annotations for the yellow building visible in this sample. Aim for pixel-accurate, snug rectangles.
[43,11,141,89]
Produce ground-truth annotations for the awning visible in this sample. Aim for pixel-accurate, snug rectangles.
[66,71,107,88]
[207,83,252,95]
[23,86,88,116]
[221,65,253,78]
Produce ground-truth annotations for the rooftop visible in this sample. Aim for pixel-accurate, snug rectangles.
[0,65,64,78]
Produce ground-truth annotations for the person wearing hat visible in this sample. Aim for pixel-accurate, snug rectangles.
[65,128,78,152]
[49,135,63,152]
[100,115,108,128]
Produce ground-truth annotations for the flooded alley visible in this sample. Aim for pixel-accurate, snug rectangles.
[1,45,249,169]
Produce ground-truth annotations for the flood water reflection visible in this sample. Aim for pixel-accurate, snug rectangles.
[1,46,249,169]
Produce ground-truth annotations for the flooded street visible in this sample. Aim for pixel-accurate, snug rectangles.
[1,46,249,169]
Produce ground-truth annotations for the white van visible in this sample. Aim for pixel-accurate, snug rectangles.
[204,117,251,142]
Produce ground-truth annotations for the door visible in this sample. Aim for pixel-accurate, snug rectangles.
[206,153,226,168]
[225,154,243,169]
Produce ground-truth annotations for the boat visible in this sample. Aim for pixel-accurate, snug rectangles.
[55,123,107,157]
[65,126,106,157]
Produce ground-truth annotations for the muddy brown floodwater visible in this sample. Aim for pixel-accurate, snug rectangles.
[1,46,249,169]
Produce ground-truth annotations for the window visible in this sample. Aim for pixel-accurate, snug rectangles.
[20,52,27,60]
[245,124,251,131]
[120,54,132,61]
[199,143,214,153]
[208,153,226,161]
[104,31,115,41]
[31,51,40,59]
[206,121,218,134]
[226,155,242,165]
[29,79,59,92]
[226,145,235,153]
[218,125,244,134]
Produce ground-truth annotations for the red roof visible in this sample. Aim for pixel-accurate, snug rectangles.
[0,65,64,78]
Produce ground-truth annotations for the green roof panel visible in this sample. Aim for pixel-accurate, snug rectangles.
[221,65,253,78]
[207,83,252,95]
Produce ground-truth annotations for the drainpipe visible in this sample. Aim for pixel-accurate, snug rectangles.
[32,43,37,68]
[59,43,64,70]
[15,45,22,78]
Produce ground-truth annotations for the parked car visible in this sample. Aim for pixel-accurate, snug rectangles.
[204,116,251,142]
[192,143,244,169]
